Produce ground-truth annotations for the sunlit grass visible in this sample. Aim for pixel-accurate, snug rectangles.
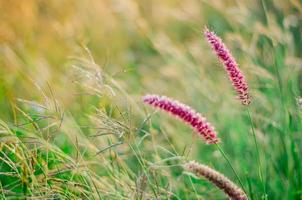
[0,0,302,199]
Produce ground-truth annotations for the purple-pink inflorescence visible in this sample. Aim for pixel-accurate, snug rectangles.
[142,94,219,144]
[204,27,251,106]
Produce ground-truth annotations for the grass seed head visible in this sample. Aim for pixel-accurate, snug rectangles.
[142,94,219,144]
[185,161,248,200]
[204,27,251,106]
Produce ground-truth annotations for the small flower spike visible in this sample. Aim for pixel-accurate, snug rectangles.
[142,94,219,144]
[185,161,248,200]
[204,27,251,106]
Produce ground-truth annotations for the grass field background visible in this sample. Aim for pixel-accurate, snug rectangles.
[0,0,302,199]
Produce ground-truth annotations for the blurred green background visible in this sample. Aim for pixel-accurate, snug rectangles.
[0,0,302,199]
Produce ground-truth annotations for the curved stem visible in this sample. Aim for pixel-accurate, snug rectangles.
[247,107,267,199]
[215,143,246,194]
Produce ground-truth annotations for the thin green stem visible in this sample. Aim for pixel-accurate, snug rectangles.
[247,107,267,199]
[215,143,246,194]
[261,0,269,25]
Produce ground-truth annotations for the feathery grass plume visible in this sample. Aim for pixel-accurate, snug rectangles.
[142,94,219,144]
[204,27,251,106]
[185,161,248,200]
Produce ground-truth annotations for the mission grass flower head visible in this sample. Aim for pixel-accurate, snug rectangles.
[185,161,248,200]
[142,94,219,144]
[204,27,251,106]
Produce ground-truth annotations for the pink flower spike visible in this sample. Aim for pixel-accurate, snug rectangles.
[204,27,251,106]
[142,94,219,144]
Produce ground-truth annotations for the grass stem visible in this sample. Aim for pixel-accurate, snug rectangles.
[215,143,246,194]
[247,107,267,199]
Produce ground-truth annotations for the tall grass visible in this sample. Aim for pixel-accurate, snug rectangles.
[0,0,302,199]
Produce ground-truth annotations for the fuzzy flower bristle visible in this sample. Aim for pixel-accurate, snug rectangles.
[185,161,248,200]
[204,27,251,106]
[142,94,219,144]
